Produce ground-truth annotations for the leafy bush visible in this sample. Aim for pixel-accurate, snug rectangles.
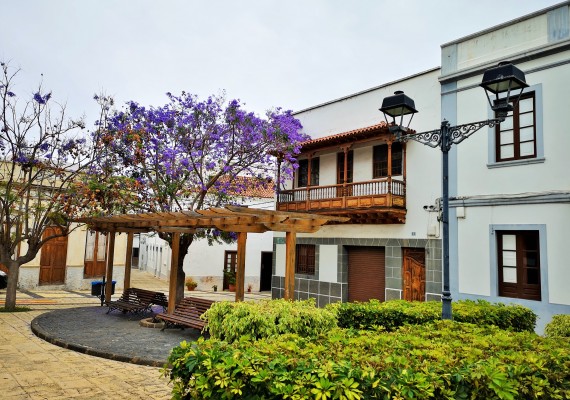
[166,321,570,399]
[332,299,536,332]
[545,314,570,338]
[203,298,337,343]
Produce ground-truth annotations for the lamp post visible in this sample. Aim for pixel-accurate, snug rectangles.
[380,61,528,320]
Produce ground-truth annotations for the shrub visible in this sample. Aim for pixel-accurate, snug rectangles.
[203,298,337,343]
[0,306,31,312]
[332,299,536,332]
[545,314,570,338]
[166,321,570,399]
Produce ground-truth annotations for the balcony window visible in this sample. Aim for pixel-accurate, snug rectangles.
[373,142,402,178]
[298,158,319,187]
[337,151,353,184]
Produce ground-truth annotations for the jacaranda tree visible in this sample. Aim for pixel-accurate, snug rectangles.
[0,62,96,310]
[95,91,307,302]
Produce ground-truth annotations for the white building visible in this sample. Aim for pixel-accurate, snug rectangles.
[273,1,570,332]
[274,68,443,305]
[443,2,570,332]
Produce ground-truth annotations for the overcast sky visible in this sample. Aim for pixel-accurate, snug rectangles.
[1,0,563,129]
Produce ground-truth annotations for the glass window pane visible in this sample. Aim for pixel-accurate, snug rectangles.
[502,235,516,251]
[519,98,533,113]
[502,250,517,267]
[84,235,95,261]
[527,268,539,284]
[519,126,535,142]
[523,232,539,250]
[523,251,538,267]
[500,145,514,159]
[500,130,514,145]
[520,141,535,157]
[519,112,534,127]
[503,267,517,283]
[500,116,513,130]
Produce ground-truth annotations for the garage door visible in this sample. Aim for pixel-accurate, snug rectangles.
[347,246,385,302]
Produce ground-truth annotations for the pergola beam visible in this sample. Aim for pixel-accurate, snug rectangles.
[74,207,349,313]
[124,232,133,290]
[168,232,180,313]
[235,232,247,302]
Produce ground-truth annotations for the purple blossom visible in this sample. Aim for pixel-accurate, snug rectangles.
[33,92,51,104]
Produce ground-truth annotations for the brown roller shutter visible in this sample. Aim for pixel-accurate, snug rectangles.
[347,246,385,302]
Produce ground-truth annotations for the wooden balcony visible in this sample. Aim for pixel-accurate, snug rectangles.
[277,178,406,224]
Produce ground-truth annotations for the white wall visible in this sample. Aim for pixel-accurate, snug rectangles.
[319,245,338,283]
[457,204,570,306]
[296,68,441,139]
[455,55,570,197]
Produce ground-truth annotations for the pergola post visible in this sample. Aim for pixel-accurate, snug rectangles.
[168,232,180,313]
[284,231,296,300]
[235,232,247,302]
[123,232,134,290]
[104,231,116,304]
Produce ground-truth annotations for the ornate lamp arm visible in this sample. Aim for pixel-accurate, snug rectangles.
[393,118,504,151]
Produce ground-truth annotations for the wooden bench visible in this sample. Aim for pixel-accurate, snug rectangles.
[156,296,216,331]
[106,287,168,315]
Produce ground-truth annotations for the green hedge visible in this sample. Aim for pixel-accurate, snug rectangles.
[545,314,570,338]
[203,298,337,343]
[332,299,536,332]
[166,321,570,399]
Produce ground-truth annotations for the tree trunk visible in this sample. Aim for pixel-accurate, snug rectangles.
[4,260,20,311]
[175,234,193,305]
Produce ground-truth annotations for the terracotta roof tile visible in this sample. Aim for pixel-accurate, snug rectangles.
[299,121,415,152]
[223,176,275,199]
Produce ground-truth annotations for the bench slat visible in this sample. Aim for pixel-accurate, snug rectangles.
[156,296,215,331]
[106,288,168,314]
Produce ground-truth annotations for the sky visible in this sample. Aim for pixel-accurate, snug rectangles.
[1,0,563,130]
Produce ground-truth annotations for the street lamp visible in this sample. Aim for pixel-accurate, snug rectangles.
[380,61,528,320]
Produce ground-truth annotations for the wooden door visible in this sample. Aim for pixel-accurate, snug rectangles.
[84,231,107,277]
[39,227,68,285]
[223,250,237,290]
[402,248,426,302]
[347,246,385,302]
[336,151,353,197]
[260,251,273,291]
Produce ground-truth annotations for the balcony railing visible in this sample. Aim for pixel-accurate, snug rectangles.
[276,178,406,216]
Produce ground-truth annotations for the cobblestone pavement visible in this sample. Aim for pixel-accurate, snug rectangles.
[0,269,271,399]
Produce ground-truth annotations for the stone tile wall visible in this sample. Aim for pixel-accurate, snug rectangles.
[272,237,442,306]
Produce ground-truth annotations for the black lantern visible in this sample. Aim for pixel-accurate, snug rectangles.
[480,61,529,117]
[379,90,418,131]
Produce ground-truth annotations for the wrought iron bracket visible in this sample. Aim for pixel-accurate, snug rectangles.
[392,117,504,152]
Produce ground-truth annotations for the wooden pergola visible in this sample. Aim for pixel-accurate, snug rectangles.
[77,206,348,313]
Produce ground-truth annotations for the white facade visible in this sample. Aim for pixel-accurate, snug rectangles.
[443,2,570,332]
